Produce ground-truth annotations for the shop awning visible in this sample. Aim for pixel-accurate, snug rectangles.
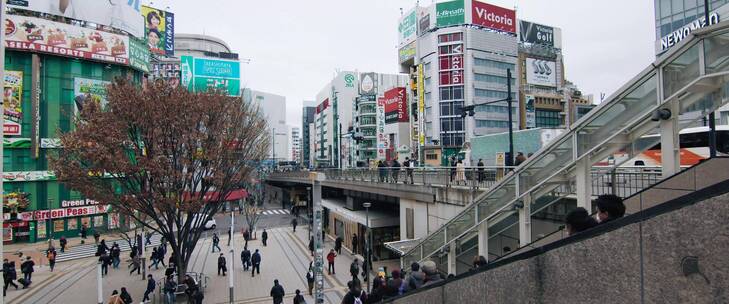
[384,239,422,257]
[321,199,399,228]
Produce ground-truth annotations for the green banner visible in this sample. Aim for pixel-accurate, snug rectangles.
[180,55,241,96]
[192,77,241,96]
[436,0,465,27]
[129,38,150,73]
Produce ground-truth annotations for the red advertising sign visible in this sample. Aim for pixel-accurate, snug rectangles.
[3,123,20,135]
[472,1,516,33]
[384,87,408,124]
[316,98,329,114]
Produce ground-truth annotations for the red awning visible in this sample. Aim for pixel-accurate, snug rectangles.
[183,189,248,202]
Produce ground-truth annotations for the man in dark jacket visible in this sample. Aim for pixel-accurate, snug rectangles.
[595,194,626,224]
[20,257,34,283]
[385,270,403,298]
[351,234,358,254]
[143,274,155,302]
[406,262,425,291]
[349,259,360,282]
[241,246,251,270]
[59,236,67,253]
[3,259,18,296]
[335,236,343,254]
[212,233,221,252]
[391,159,401,183]
[291,218,298,232]
[262,229,268,247]
[341,281,366,304]
[217,253,227,276]
[251,249,261,277]
[111,243,121,269]
[270,279,285,304]
[308,236,314,256]
[99,253,111,276]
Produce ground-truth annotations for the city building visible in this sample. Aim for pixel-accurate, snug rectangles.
[654,0,729,125]
[246,90,289,162]
[313,71,359,168]
[401,0,521,165]
[302,106,316,168]
[291,127,301,163]
[3,5,147,243]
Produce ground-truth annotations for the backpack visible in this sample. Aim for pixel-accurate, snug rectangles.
[350,263,359,274]
[353,291,365,304]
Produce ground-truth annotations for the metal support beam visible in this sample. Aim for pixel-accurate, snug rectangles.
[477,220,489,261]
[660,105,680,178]
[311,172,325,304]
[518,195,532,247]
[575,156,592,213]
[447,242,457,275]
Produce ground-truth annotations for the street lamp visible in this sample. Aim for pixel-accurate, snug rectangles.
[362,201,372,293]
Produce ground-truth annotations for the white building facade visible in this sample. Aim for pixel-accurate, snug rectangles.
[245,89,289,162]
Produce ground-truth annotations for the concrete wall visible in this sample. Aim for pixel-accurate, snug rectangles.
[399,198,465,241]
[391,181,729,304]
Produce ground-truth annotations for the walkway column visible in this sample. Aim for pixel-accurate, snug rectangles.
[575,156,593,213]
[310,172,325,304]
[477,220,488,261]
[447,242,457,275]
[518,195,532,247]
[660,106,680,178]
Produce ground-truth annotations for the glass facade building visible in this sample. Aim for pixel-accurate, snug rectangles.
[655,0,728,39]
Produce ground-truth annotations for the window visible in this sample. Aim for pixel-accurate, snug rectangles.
[535,109,561,127]
[438,32,463,43]
[474,89,516,100]
[441,118,452,132]
[426,153,439,160]
[473,58,515,71]
[475,120,510,128]
[439,87,464,101]
[474,73,514,85]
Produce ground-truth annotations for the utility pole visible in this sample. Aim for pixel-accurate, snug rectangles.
[229,211,234,303]
[704,0,718,158]
[506,69,515,167]
[310,172,325,304]
[1,3,7,301]
[96,262,103,304]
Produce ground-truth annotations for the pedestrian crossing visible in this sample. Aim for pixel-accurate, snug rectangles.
[54,234,162,263]
[257,209,291,216]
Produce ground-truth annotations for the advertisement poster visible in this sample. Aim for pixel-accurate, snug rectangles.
[128,37,150,73]
[519,20,555,46]
[525,95,536,128]
[73,78,111,113]
[5,15,130,65]
[94,216,105,227]
[384,87,408,124]
[3,71,23,136]
[398,8,417,47]
[7,0,145,38]
[108,213,120,229]
[418,64,425,145]
[359,73,377,96]
[53,219,64,232]
[67,218,77,230]
[436,0,465,27]
[141,5,174,57]
[398,41,416,63]
[525,58,556,87]
[36,220,47,239]
[472,1,516,33]
[181,56,241,96]
[376,97,388,160]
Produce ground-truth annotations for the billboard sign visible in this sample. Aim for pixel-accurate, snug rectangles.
[384,87,408,124]
[525,95,536,128]
[3,71,23,136]
[128,37,150,73]
[359,73,377,96]
[141,5,175,57]
[525,58,556,87]
[419,13,431,34]
[5,15,130,65]
[73,78,111,113]
[376,97,388,159]
[398,8,417,46]
[7,0,144,38]
[436,0,465,27]
[519,20,555,47]
[472,1,516,33]
[181,56,241,96]
[398,41,416,63]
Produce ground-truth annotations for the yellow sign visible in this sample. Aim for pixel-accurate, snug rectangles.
[417,64,425,145]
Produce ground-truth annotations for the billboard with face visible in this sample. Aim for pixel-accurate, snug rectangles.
[141,5,175,57]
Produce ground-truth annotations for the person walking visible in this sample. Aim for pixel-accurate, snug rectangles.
[293,289,305,304]
[3,259,18,296]
[157,244,167,268]
[262,229,269,247]
[335,236,343,255]
[404,157,414,184]
[217,253,227,276]
[477,159,485,184]
[291,218,298,232]
[47,248,57,272]
[120,287,133,304]
[143,274,155,303]
[111,243,121,269]
[377,160,387,182]
[97,239,109,256]
[163,275,176,304]
[183,275,199,300]
[308,236,315,256]
[251,249,261,277]
[99,252,111,276]
[326,249,337,274]
[243,229,251,248]
[212,232,221,252]
[391,159,401,183]
[241,246,251,270]
[59,236,67,253]
[129,254,141,275]
[351,234,358,254]
[449,155,457,182]
[149,247,161,270]
[227,226,232,247]
[80,224,88,242]
[270,279,285,304]
[20,256,34,283]
[349,259,360,282]
[93,231,101,245]
[306,265,315,295]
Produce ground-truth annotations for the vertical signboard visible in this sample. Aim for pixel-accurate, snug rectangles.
[436,0,465,27]
[472,1,516,33]
[31,54,40,158]
[384,87,408,124]
[181,56,241,96]
[128,37,150,73]
[3,71,23,136]
[417,64,425,145]
[142,5,175,57]
[398,9,417,46]
[525,95,536,129]
[376,97,388,160]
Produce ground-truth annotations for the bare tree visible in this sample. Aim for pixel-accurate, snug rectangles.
[50,79,269,275]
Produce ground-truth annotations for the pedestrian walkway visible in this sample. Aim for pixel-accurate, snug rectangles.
[257,209,290,216]
[54,234,162,262]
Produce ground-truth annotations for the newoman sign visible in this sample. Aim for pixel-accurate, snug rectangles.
[660,13,719,52]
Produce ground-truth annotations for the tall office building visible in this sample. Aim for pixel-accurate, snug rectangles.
[291,127,301,163]
[302,105,316,168]
[245,89,289,162]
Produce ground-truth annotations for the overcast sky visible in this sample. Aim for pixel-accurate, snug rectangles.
[146,0,656,129]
